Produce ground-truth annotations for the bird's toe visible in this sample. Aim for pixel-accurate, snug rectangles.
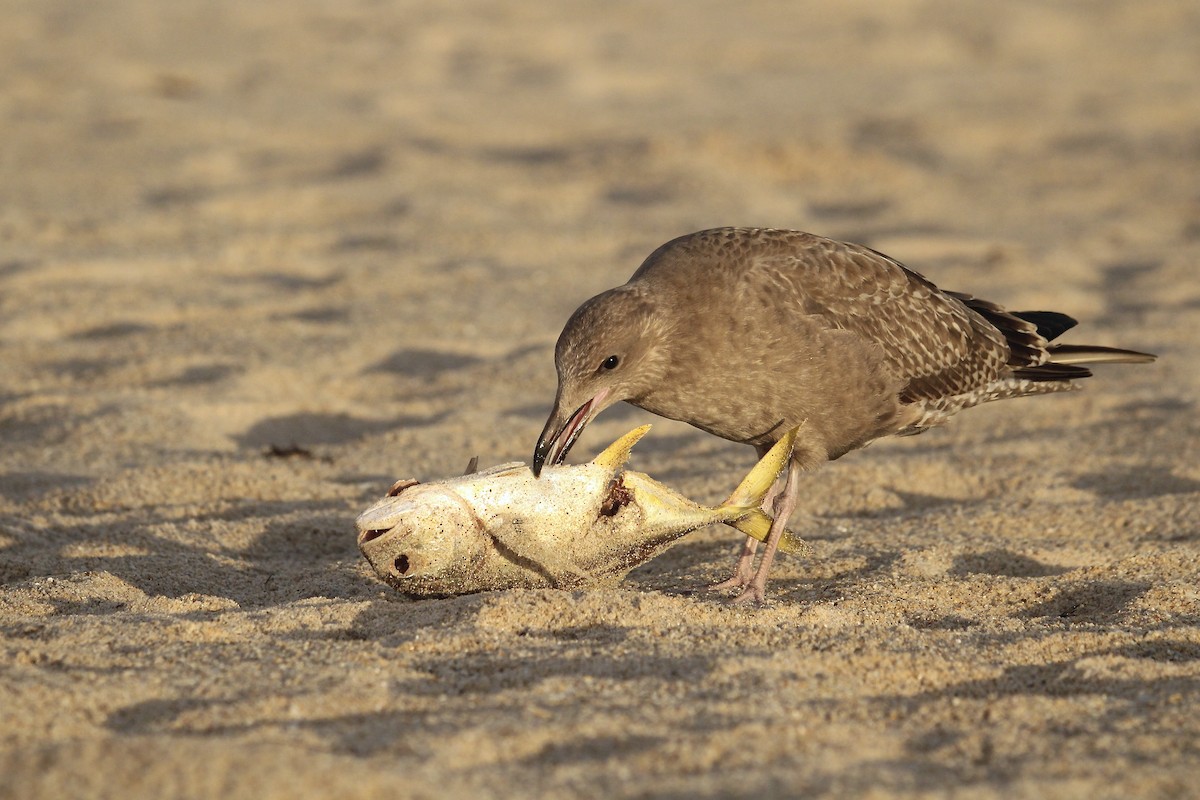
[707,575,749,593]
[729,585,768,606]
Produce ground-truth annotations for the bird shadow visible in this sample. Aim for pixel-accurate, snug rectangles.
[626,534,902,605]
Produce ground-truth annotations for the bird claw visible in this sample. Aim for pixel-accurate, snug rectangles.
[708,544,757,593]
[707,575,749,593]
[707,573,770,605]
[730,583,768,606]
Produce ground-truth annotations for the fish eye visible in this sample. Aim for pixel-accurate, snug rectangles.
[601,355,620,370]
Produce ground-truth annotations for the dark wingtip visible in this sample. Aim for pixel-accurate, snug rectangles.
[1012,311,1078,342]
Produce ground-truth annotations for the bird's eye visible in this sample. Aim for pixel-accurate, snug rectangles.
[601,355,620,370]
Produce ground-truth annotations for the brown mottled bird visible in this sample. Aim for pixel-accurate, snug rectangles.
[532,228,1156,602]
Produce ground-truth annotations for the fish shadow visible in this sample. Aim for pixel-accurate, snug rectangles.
[103,594,719,760]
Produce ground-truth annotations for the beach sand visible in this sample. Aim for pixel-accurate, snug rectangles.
[2,1,1198,797]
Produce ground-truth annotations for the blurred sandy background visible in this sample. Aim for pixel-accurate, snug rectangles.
[1,1,1198,797]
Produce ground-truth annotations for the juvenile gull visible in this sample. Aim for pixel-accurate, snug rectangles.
[532,228,1156,602]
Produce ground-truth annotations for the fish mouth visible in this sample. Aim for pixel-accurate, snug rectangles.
[354,487,471,596]
[354,480,421,548]
[533,393,603,477]
[357,522,420,583]
[357,526,390,546]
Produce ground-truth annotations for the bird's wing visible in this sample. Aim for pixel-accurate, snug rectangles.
[760,236,1021,402]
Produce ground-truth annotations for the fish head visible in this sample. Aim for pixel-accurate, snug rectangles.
[355,482,485,594]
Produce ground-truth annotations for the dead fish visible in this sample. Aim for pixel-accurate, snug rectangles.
[355,425,807,597]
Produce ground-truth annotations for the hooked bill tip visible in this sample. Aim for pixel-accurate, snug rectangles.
[532,438,550,478]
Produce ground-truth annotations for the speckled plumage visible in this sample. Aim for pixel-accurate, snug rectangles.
[534,227,1156,601]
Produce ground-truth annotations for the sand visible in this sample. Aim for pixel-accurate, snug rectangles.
[1,1,1198,797]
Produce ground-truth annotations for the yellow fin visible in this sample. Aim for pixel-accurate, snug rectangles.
[589,425,652,472]
[718,424,812,557]
[729,511,812,557]
[724,424,800,509]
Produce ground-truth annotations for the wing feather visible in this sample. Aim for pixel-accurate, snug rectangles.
[754,233,1014,403]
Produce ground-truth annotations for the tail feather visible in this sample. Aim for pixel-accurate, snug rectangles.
[718,425,811,557]
[1012,342,1155,382]
[1046,343,1157,365]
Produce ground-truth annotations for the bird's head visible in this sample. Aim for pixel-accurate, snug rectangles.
[533,286,670,476]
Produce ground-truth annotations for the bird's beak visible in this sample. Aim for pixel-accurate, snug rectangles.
[533,389,610,477]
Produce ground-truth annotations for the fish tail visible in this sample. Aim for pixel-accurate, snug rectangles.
[718,424,811,557]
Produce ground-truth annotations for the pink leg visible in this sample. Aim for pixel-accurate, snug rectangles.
[708,537,758,591]
[732,458,801,604]
[709,454,788,593]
